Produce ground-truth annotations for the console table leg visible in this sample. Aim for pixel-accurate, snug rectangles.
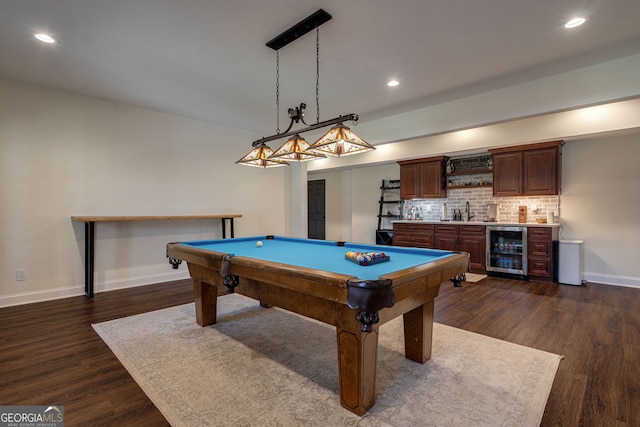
[221,218,236,239]
[85,221,95,299]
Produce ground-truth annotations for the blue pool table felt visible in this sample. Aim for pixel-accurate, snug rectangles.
[181,236,454,280]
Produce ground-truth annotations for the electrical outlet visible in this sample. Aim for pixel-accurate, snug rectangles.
[16,269,27,281]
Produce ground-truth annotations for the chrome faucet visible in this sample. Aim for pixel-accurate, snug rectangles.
[465,201,475,222]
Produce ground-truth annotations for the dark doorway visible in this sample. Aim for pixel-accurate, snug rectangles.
[307,179,325,240]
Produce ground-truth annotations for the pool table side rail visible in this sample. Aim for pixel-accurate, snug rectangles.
[378,252,469,316]
[379,252,469,286]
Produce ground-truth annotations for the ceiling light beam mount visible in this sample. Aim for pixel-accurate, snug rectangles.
[266,9,332,50]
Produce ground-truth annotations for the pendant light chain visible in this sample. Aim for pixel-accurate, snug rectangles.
[276,50,280,134]
[237,9,374,168]
[316,28,320,124]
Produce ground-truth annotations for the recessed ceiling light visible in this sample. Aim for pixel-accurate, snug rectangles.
[34,33,57,44]
[565,16,588,29]
[387,80,399,87]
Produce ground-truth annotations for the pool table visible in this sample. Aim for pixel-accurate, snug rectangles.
[166,235,468,415]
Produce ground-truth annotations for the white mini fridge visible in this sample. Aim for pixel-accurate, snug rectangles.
[558,240,583,285]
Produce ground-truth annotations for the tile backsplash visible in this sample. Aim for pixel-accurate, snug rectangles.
[401,187,560,223]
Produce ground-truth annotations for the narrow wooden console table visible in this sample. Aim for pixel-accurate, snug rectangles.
[71,215,242,298]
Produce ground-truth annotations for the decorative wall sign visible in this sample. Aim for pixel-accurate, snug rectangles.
[447,154,493,174]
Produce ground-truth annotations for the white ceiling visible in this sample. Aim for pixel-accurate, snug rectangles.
[2,0,640,139]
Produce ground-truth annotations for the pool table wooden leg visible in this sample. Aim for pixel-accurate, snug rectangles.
[336,326,379,416]
[402,301,434,363]
[193,279,218,327]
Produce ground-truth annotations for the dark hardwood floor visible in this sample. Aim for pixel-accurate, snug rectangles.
[1,277,639,426]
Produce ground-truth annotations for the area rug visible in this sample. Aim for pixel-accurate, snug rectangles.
[464,273,487,282]
[93,294,561,427]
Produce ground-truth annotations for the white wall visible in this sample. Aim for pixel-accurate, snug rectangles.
[0,78,287,306]
[561,135,640,286]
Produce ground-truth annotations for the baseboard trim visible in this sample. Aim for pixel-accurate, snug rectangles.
[0,271,190,308]
[3,270,638,307]
[583,272,640,289]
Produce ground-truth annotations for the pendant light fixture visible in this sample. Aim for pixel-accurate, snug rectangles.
[269,133,324,161]
[236,9,373,167]
[305,122,375,157]
[235,141,288,168]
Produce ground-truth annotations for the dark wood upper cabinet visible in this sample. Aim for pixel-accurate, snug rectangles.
[523,146,560,195]
[398,156,447,199]
[490,141,563,196]
[492,151,522,196]
[420,160,446,198]
[399,162,420,199]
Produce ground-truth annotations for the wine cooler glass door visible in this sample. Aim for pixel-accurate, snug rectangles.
[486,226,527,275]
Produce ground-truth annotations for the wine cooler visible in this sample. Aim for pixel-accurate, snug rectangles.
[486,226,527,275]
